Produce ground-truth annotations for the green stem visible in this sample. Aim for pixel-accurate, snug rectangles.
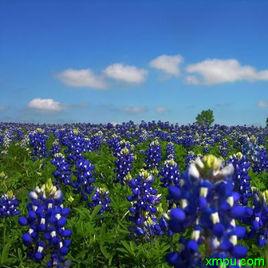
[265,244,268,266]
[1,218,6,264]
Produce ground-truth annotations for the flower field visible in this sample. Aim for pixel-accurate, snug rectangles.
[0,121,267,268]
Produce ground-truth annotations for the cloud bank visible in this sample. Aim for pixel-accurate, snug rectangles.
[150,54,183,76]
[186,59,268,85]
[56,56,268,89]
[104,63,147,84]
[57,69,107,89]
[28,98,63,112]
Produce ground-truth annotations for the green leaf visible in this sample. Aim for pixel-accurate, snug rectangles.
[0,243,11,264]
[121,241,136,256]
[91,205,101,218]
[100,244,111,260]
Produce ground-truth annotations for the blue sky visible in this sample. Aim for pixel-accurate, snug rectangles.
[0,0,268,125]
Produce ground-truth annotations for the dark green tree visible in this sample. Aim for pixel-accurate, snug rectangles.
[266,117,268,127]
[195,109,214,126]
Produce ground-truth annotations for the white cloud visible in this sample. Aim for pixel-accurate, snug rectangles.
[57,68,107,89]
[104,63,147,83]
[150,54,183,76]
[123,106,147,114]
[257,100,268,109]
[186,59,268,85]
[28,98,63,112]
[156,106,167,113]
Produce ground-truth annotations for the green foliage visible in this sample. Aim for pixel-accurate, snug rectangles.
[250,170,268,191]
[0,138,267,266]
[195,109,214,126]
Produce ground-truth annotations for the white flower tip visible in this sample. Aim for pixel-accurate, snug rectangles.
[221,164,234,177]
[189,164,200,178]
[54,190,62,199]
[29,191,38,200]
[195,157,204,169]
[229,235,237,245]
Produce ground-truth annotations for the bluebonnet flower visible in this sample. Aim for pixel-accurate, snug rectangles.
[51,153,72,186]
[185,151,197,169]
[159,159,180,187]
[166,142,175,158]
[89,131,103,151]
[107,134,121,155]
[166,155,251,267]
[181,135,195,148]
[89,187,111,214]
[115,146,134,184]
[127,169,163,238]
[243,188,268,247]
[145,139,162,170]
[219,138,229,158]
[16,128,25,141]
[61,129,89,163]
[252,146,268,173]
[52,146,96,204]
[0,191,20,217]
[114,139,132,157]
[1,129,13,154]
[29,129,48,158]
[241,136,268,173]
[51,139,61,155]
[20,134,30,152]
[19,179,72,267]
[73,155,95,201]
[229,152,252,205]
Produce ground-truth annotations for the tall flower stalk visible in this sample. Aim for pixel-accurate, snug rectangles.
[127,169,163,238]
[19,179,72,267]
[166,155,251,267]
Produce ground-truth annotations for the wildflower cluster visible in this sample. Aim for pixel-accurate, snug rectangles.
[64,131,85,160]
[166,142,175,158]
[112,138,132,157]
[0,121,267,267]
[20,134,30,150]
[89,131,103,151]
[185,151,197,169]
[0,191,20,217]
[252,146,268,173]
[89,187,111,214]
[244,188,268,247]
[229,152,252,205]
[159,159,180,187]
[167,155,251,267]
[52,133,110,213]
[73,156,96,201]
[2,130,13,149]
[115,145,134,184]
[242,136,268,173]
[51,153,72,186]
[219,138,229,157]
[19,179,72,267]
[107,134,121,155]
[127,169,163,237]
[29,129,48,158]
[145,139,162,170]
[50,139,61,155]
